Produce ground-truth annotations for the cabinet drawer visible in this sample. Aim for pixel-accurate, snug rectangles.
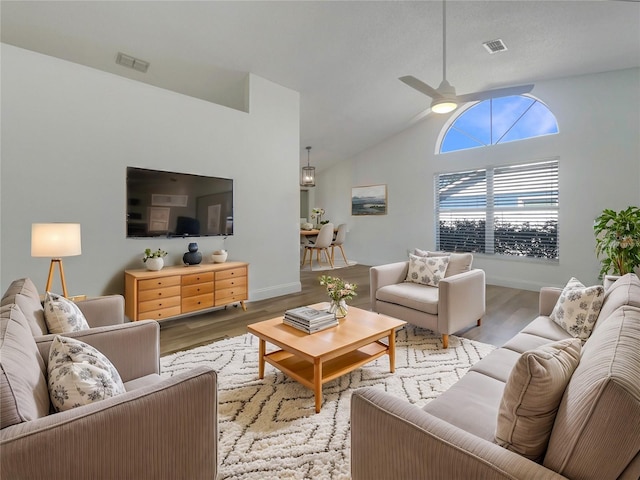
[139,295,181,314]
[138,305,182,321]
[138,285,181,302]
[182,293,214,313]
[215,286,247,304]
[139,276,181,291]
[182,272,214,286]
[216,267,247,281]
[182,282,214,298]
[215,276,247,290]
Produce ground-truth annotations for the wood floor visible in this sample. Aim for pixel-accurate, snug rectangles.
[159,264,539,356]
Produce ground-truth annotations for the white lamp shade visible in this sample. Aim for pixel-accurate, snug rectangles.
[431,98,458,114]
[31,223,82,257]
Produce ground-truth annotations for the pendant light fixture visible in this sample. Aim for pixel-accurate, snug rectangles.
[300,146,316,187]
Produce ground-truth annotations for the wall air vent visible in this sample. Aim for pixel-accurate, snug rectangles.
[116,52,150,73]
[482,39,507,54]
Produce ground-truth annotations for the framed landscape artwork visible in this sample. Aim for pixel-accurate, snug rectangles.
[351,184,387,216]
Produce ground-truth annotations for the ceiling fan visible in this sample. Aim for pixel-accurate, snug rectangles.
[400,0,534,114]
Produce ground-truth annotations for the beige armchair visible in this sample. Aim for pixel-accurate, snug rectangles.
[370,252,485,348]
[0,305,218,479]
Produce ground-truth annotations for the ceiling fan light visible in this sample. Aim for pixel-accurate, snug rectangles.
[431,98,457,114]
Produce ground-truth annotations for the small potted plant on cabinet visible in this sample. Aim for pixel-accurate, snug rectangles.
[594,206,640,287]
[143,248,168,271]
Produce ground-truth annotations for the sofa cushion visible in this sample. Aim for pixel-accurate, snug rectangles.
[2,277,47,336]
[48,335,126,412]
[44,292,90,334]
[543,306,640,479]
[376,283,439,315]
[595,273,640,330]
[413,249,473,278]
[0,304,50,429]
[423,371,506,442]
[519,316,574,344]
[469,347,522,383]
[1,277,40,305]
[405,254,449,286]
[549,277,604,341]
[496,338,581,461]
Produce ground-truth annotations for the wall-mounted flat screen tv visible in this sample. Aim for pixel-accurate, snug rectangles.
[126,167,233,238]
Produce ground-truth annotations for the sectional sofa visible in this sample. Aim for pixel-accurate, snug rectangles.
[352,274,640,479]
[0,278,218,479]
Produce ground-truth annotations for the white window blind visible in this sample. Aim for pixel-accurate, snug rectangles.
[435,159,558,259]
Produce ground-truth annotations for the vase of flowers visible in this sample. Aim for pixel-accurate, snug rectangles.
[311,207,325,228]
[594,206,640,279]
[143,248,168,271]
[319,275,357,319]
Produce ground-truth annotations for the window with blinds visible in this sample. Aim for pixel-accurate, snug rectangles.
[435,159,558,259]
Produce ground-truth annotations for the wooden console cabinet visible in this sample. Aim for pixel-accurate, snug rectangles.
[125,262,248,321]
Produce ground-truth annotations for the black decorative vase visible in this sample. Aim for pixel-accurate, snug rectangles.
[183,242,202,265]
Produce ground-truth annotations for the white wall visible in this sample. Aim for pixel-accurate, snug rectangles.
[1,44,302,300]
[315,68,640,290]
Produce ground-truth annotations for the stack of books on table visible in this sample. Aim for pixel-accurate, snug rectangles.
[283,306,338,334]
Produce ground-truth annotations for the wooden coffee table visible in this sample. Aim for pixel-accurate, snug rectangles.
[247,304,406,413]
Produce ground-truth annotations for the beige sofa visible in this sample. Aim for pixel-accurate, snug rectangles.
[1,278,218,479]
[370,252,485,348]
[352,273,640,480]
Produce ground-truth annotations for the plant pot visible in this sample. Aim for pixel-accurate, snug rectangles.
[146,257,164,271]
[212,250,228,263]
[603,275,621,291]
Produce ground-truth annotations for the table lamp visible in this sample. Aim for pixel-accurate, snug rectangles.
[31,223,82,298]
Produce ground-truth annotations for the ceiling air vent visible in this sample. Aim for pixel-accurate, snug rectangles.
[483,39,507,54]
[116,52,150,73]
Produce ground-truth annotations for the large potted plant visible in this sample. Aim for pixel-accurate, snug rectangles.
[594,206,640,281]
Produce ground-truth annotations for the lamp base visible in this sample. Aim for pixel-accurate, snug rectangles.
[45,258,69,298]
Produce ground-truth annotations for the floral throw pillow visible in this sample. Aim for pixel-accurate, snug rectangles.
[48,335,125,412]
[44,292,90,334]
[549,277,604,341]
[405,254,450,287]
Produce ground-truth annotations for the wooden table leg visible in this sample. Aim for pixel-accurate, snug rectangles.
[388,329,397,373]
[314,358,322,413]
[258,338,265,379]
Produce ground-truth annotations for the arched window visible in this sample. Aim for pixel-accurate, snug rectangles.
[440,95,558,154]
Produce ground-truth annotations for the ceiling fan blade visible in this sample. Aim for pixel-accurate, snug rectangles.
[457,84,534,103]
[399,76,443,99]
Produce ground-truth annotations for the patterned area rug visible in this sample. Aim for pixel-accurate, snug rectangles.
[160,324,495,480]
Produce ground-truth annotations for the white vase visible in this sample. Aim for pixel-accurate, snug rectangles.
[146,257,164,271]
[328,299,348,319]
[212,251,228,263]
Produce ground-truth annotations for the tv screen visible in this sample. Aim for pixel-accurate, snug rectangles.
[126,167,233,238]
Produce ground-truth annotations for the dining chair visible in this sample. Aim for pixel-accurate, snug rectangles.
[301,223,334,270]
[331,223,349,265]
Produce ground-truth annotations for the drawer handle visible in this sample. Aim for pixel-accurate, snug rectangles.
[158,303,162,306]
[158,293,162,296]
[197,301,201,305]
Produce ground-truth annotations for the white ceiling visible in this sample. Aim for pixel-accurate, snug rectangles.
[2,1,639,171]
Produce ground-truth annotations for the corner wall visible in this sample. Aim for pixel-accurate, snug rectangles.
[315,68,640,290]
[1,44,302,300]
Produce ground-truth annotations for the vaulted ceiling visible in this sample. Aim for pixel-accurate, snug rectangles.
[2,1,639,171]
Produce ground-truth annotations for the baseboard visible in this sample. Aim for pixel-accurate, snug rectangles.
[486,275,553,292]
[249,281,301,302]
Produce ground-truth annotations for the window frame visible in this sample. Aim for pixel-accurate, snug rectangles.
[436,95,559,155]
[434,158,560,262]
